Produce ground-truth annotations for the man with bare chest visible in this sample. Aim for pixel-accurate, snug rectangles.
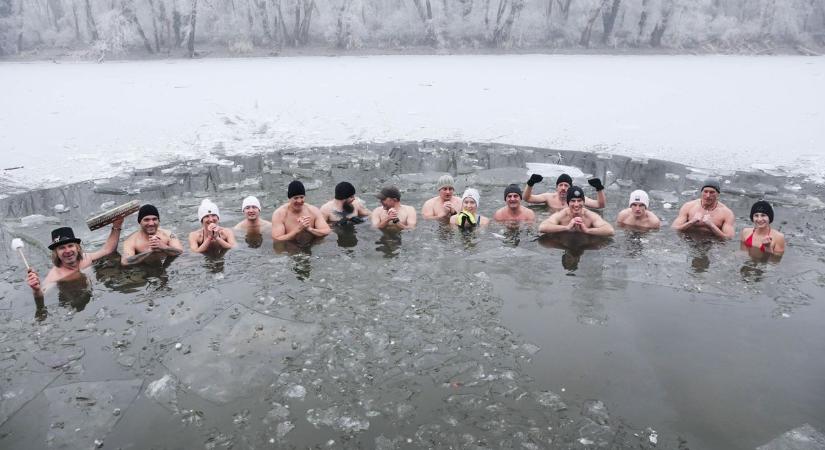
[189,199,237,253]
[671,178,735,239]
[271,180,331,243]
[122,204,183,265]
[539,186,614,236]
[524,173,606,211]
[27,222,123,317]
[422,175,462,220]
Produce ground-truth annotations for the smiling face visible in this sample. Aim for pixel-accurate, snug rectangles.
[201,214,219,227]
[568,197,584,214]
[140,215,159,235]
[53,242,81,267]
[752,212,770,229]
[243,205,260,221]
[288,195,305,212]
[462,197,478,214]
[505,192,521,209]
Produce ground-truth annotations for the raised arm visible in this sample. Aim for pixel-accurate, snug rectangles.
[586,178,606,209]
[87,217,124,261]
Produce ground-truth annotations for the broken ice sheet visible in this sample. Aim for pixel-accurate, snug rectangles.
[757,424,825,450]
[160,304,318,404]
[144,374,179,413]
[44,379,142,449]
[0,370,60,427]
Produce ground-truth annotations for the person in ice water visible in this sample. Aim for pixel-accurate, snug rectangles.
[493,184,535,223]
[27,221,123,316]
[121,204,184,265]
[740,200,785,256]
[616,190,661,230]
[319,181,371,225]
[523,173,606,211]
[671,178,735,239]
[371,186,417,230]
[189,199,237,253]
[539,186,615,236]
[271,180,331,242]
[234,196,271,232]
[450,188,490,228]
[422,174,462,220]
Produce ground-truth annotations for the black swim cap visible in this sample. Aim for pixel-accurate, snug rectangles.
[335,181,356,200]
[556,174,573,186]
[567,185,585,204]
[503,184,522,199]
[287,180,306,199]
[750,200,774,223]
[138,204,159,222]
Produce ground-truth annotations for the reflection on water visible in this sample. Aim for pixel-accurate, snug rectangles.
[1,142,824,450]
[538,232,612,274]
[244,231,264,248]
[375,230,402,258]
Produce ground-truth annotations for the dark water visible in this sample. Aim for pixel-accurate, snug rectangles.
[1,142,824,449]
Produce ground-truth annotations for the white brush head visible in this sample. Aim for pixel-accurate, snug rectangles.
[11,238,24,250]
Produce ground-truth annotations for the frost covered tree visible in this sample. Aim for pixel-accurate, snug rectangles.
[1,0,822,57]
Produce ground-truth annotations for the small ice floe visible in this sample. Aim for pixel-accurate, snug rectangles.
[54,204,70,213]
[284,385,306,399]
[663,203,673,209]
[756,423,825,450]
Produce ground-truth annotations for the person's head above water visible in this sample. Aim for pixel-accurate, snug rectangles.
[437,175,455,199]
[198,199,220,223]
[287,180,306,199]
[334,181,356,201]
[750,200,774,224]
[628,190,649,208]
[566,185,585,204]
[701,178,721,194]
[504,184,522,200]
[138,204,159,222]
[461,188,480,211]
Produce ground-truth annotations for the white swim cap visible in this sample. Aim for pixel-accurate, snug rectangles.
[198,199,220,222]
[241,196,261,210]
[462,188,480,209]
[628,190,649,207]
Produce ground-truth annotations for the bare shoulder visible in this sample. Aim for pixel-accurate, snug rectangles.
[402,204,417,215]
[493,207,507,220]
[319,200,333,212]
[271,204,288,220]
[616,208,630,221]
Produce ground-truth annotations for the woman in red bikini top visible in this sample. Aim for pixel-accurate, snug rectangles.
[739,200,785,256]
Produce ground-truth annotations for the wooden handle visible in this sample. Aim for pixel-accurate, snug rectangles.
[16,248,30,270]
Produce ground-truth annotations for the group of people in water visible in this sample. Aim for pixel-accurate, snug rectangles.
[25,172,785,303]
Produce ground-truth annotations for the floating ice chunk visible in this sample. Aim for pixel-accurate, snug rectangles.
[20,214,60,227]
[663,203,673,209]
[757,423,825,450]
[145,374,179,412]
[275,421,294,438]
[525,163,585,179]
[44,379,142,450]
[53,204,70,213]
[582,400,609,425]
[535,391,567,411]
[665,173,680,180]
[285,385,306,399]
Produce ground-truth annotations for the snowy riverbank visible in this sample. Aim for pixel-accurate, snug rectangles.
[2,54,824,191]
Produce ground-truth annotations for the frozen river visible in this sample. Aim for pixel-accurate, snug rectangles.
[1,54,825,192]
[1,55,825,449]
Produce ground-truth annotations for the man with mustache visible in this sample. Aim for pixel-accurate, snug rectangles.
[320,182,371,225]
[121,204,184,265]
[524,173,606,211]
[27,219,124,296]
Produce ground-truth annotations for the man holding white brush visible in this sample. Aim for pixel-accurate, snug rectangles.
[26,219,123,297]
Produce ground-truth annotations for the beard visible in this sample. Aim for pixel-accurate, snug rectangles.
[342,201,355,214]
